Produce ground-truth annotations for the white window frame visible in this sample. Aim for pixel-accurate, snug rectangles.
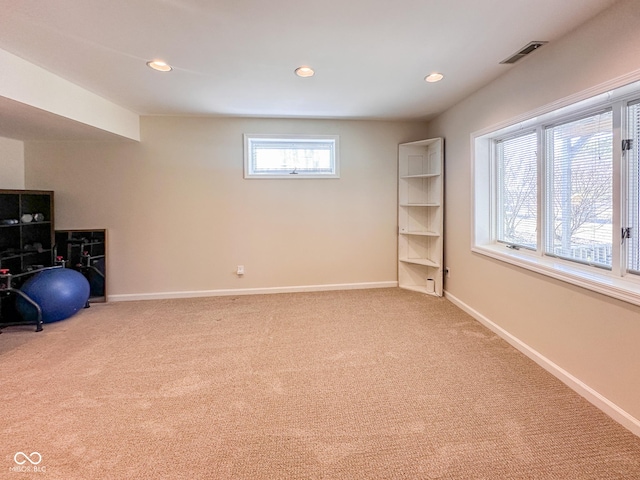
[472,74,640,307]
[244,134,340,179]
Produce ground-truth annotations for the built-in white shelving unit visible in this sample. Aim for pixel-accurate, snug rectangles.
[398,138,444,296]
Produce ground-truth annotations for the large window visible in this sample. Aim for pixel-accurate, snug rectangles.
[473,79,640,306]
[244,134,339,179]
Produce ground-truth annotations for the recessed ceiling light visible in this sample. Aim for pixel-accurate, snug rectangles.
[146,60,173,72]
[295,66,314,78]
[425,73,444,83]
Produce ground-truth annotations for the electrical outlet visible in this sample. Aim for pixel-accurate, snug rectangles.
[445,267,450,278]
[236,265,245,276]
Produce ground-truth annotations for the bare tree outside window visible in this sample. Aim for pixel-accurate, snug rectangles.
[497,132,537,248]
[546,112,613,267]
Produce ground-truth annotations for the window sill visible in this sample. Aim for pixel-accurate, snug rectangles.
[244,173,340,179]
[472,244,640,307]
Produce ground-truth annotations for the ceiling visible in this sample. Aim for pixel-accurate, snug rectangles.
[0,0,619,141]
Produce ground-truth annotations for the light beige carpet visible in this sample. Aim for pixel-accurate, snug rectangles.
[1,288,639,479]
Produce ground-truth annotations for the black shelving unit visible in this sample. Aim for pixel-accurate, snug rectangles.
[0,189,55,326]
[0,189,55,273]
[55,229,107,302]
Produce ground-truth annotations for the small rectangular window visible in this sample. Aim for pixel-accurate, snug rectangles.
[244,134,339,178]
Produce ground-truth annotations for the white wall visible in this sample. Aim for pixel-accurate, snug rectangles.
[427,0,640,426]
[0,136,24,189]
[25,116,427,298]
[0,48,140,141]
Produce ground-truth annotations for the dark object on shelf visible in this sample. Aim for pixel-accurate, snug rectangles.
[55,229,107,302]
[23,242,44,253]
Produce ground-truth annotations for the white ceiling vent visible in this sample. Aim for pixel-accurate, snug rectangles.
[500,41,548,64]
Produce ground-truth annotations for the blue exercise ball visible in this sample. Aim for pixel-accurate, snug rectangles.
[17,268,90,323]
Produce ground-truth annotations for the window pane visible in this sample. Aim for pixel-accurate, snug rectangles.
[627,102,640,274]
[245,136,338,177]
[545,111,613,267]
[496,132,538,248]
[253,141,333,173]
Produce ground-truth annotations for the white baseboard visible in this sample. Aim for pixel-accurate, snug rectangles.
[444,290,640,438]
[109,281,398,302]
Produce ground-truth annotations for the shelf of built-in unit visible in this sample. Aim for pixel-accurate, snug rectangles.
[399,203,440,207]
[399,232,440,238]
[399,257,440,268]
[400,284,435,295]
[400,173,440,179]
